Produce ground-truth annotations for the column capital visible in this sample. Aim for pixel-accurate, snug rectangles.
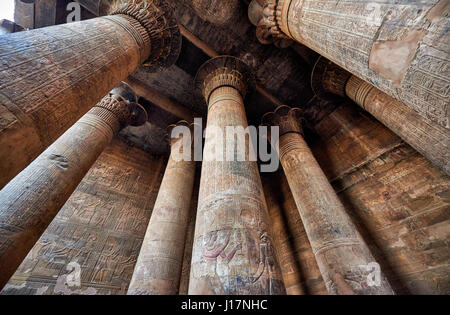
[261,105,303,136]
[89,84,148,134]
[166,120,198,147]
[311,57,352,101]
[110,82,148,127]
[90,96,132,133]
[110,0,181,72]
[195,56,254,104]
[255,0,293,47]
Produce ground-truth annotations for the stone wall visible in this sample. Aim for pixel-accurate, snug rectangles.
[1,138,166,295]
[283,0,450,129]
[310,102,450,294]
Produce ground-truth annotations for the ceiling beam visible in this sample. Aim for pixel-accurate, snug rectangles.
[179,24,283,108]
[124,76,199,124]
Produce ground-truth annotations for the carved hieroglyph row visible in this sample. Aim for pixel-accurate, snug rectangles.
[262,105,395,295]
[1,139,165,295]
[189,56,286,295]
[257,0,450,129]
[311,57,449,175]
[0,93,143,290]
[127,122,197,295]
[0,0,181,189]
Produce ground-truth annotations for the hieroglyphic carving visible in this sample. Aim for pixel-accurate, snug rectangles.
[310,103,450,294]
[189,56,285,295]
[0,0,181,189]
[127,121,197,295]
[0,88,147,290]
[311,57,450,175]
[110,0,181,71]
[1,139,166,295]
[0,17,141,189]
[251,232,282,295]
[262,172,328,295]
[263,105,394,295]
[202,231,242,264]
[255,0,450,129]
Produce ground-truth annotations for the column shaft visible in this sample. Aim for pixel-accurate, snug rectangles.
[189,84,285,294]
[0,0,180,188]
[0,16,144,188]
[263,175,307,295]
[260,0,449,129]
[0,95,133,289]
[278,132,394,294]
[345,75,449,175]
[311,58,449,175]
[128,129,196,295]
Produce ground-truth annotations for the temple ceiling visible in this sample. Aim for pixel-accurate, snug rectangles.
[68,0,328,155]
[9,0,344,155]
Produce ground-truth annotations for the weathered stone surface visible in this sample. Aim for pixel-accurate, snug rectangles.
[1,138,166,295]
[262,171,328,295]
[311,57,450,175]
[0,0,180,188]
[310,102,450,294]
[127,121,197,295]
[263,105,394,294]
[257,0,450,129]
[3,0,447,297]
[72,0,314,129]
[178,169,200,295]
[312,101,404,182]
[109,0,181,72]
[189,56,285,295]
[0,92,142,290]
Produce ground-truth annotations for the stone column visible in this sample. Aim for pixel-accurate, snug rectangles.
[0,0,180,188]
[0,85,148,289]
[189,56,285,295]
[127,121,197,295]
[262,105,394,295]
[254,0,449,130]
[311,57,449,175]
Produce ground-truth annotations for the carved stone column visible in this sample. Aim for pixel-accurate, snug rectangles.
[189,56,285,295]
[262,105,394,295]
[127,121,197,295]
[0,85,148,289]
[0,0,180,188]
[311,57,449,175]
[254,0,449,130]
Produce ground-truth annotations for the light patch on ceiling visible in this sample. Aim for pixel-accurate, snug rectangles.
[0,0,15,22]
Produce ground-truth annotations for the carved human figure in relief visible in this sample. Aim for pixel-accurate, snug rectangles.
[252,232,280,294]
[202,230,242,263]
